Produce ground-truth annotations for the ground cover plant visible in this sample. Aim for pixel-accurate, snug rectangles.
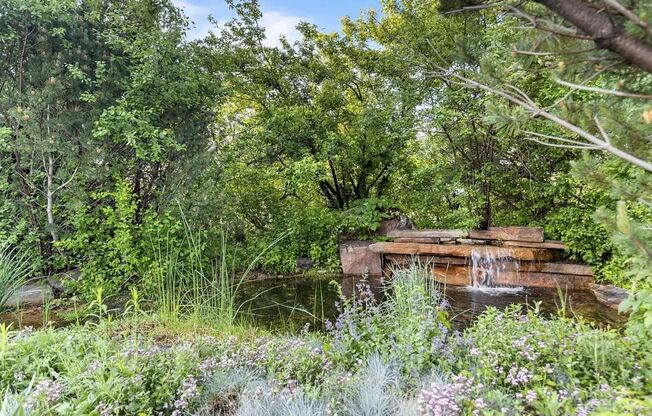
[0,268,649,416]
[1,0,652,415]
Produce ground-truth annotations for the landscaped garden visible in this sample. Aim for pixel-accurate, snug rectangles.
[2,265,650,415]
[1,0,652,415]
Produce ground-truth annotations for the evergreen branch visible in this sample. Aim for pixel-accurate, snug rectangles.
[427,68,652,172]
[555,78,652,100]
[604,0,652,39]
[522,130,602,148]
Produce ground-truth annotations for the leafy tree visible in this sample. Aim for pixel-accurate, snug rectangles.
[210,0,420,211]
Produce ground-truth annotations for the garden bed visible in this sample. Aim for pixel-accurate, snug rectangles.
[1,267,648,415]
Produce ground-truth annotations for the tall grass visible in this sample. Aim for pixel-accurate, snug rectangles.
[389,260,444,317]
[0,244,32,311]
[151,210,289,329]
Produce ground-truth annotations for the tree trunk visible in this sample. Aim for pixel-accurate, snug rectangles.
[45,153,58,244]
[535,0,652,74]
[479,180,492,230]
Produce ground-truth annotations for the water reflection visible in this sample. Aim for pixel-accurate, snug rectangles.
[239,275,626,330]
[1,275,627,331]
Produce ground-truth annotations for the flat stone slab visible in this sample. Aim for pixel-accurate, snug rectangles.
[369,242,554,261]
[523,262,593,276]
[469,227,544,243]
[387,229,468,239]
[3,283,52,308]
[590,284,629,309]
[518,272,593,289]
[394,237,443,243]
[384,254,469,266]
[503,240,566,250]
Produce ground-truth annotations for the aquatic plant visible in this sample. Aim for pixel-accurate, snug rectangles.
[0,244,32,311]
[150,209,290,328]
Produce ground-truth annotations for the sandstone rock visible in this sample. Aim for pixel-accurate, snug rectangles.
[393,237,440,243]
[457,238,488,245]
[387,229,468,239]
[384,254,468,266]
[368,242,554,261]
[339,240,382,276]
[469,227,544,243]
[518,272,593,289]
[431,265,470,285]
[522,262,593,276]
[590,284,629,309]
[502,240,566,250]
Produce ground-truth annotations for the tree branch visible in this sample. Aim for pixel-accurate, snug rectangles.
[554,78,652,100]
[427,68,652,172]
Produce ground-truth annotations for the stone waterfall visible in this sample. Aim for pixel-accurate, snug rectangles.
[469,248,521,288]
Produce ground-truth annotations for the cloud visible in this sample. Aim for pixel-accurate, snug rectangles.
[172,0,215,40]
[172,0,305,46]
[259,10,304,47]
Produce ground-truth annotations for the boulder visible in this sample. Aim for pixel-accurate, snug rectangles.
[368,242,554,261]
[590,284,629,309]
[295,257,314,273]
[339,240,383,276]
[379,214,415,236]
[3,283,52,308]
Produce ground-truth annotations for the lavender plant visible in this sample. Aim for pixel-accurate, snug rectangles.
[326,264,453,374]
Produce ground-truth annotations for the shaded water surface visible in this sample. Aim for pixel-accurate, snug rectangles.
[1,275,626,330]
[238,275,626,330]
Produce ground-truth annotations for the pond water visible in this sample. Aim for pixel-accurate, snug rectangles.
[0,275,626,330]
[236,275,626,330]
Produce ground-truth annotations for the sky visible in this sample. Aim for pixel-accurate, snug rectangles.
[172,0,381,44]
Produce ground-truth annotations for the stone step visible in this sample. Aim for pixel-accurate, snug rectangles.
[369,242,554,261]
[384,254,469,266]
[468,227,544,243]
[502,240,566,250]
[523,262,592,276]
[386,229,468,239]
[383,254,592,276]
[427,265,593,288]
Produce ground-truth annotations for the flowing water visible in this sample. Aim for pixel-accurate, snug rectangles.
[469,248,521,288]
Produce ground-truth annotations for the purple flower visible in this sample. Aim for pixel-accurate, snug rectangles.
[506,367,533,386]
[418,375,474,416]
[25,378,64,410]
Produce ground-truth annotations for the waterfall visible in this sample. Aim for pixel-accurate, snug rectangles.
[469,248,520,288]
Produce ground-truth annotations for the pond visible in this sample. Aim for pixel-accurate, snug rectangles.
[0,275,626,330]
[236,275,626,330]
